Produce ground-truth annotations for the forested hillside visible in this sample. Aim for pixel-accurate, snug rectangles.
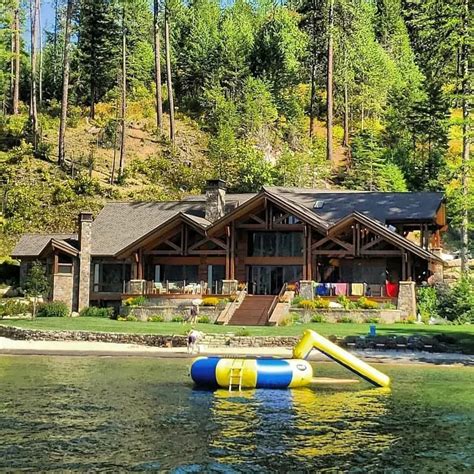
[0,0,471,260]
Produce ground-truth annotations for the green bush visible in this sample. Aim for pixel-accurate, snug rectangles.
[126,315,138,321]
[37,301,70,318]
[338,316,354,324]
[364,317,380,324]
[79,306,114,318]
[0,299,31,317]
[310,313,326,323]
[336,295,356,310]
[148,315,165,322]
[291,295,304,306]
[197,316,211,323]
[417,286,439,320]
[437,277,474,324]
[313,297,330,309]
[123,296,147,306]
[356,297,378,309]
[298,299,316,310]
[279,316,293,326]
[171,315,184,322]
[235,327,250,336]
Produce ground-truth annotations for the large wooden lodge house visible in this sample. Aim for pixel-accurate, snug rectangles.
[12,180,446,320]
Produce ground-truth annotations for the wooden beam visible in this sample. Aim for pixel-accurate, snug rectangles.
[361,250,402,256]
[53,252,59,274]
[230,221,236,279]
[360,237,383,251]
[249,213,265,224]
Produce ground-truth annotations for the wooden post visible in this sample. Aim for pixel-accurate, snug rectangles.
[225,226,230,279]
[53,252,59,274]
[306,227,312,280]
[230,222,235,280]
[303,225,308,279]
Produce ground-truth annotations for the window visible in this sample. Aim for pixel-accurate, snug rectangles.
[159,265,199,283]
[93,262,131,293]
[248,232,303,257]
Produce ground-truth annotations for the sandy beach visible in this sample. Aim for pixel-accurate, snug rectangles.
[0,336,472,365]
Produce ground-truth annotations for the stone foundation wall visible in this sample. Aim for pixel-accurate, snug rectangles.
[290,308,402,323]
[123,305,221,322]
[0,324,187,347]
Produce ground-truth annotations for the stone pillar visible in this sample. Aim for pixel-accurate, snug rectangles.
[205,179,226,223]
[397,281,416,318]
[428,250,444,282]
[78,212,93,311]
[52,273,74,312]
[222,280,238,295]
[299,280,314,300]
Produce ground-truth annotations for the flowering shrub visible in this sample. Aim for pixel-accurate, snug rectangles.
[202,297,220,306]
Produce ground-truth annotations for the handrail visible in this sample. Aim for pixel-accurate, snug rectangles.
[221,282,248,325]
[266,282,288,324]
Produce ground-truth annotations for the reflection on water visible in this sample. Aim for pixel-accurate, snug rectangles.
[0,356,472,472]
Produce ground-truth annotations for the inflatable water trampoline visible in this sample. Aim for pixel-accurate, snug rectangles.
[190,329,391,390]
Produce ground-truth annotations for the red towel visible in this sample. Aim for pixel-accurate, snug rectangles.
[385,282,399,297]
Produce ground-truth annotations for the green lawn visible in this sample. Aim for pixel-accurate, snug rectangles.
[1,317,473,352]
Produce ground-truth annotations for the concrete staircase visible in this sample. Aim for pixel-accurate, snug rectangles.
[227,295,275,326]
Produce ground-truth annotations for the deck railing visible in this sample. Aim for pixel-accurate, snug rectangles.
[123,280,210,296]
[220,283,248,325]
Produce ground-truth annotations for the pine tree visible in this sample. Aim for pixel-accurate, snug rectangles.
[77,0,119,118]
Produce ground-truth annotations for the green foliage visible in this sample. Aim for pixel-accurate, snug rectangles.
[356,297,379,309]
[0,299,31,318]
[24,262,50,299]
[148,315,165,322]
[37,301,70,318]
[417,286,439,320]
[125,315,138,322]
[364,316,380,324]
[339,316,355,324]
[298,299,316,310]
[313,297,330,309]
[336,295,356,310]
[79,306,114,318]
[437,277,474,324]
[235,327,250,336]
[197,315,211,324]
[291,295,304,306]
[310,313,326,323]
[171,315,185,323]
[123,296,147,307]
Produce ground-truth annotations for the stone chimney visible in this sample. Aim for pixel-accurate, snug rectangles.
[205,179,226,223]
[78,212,93,311]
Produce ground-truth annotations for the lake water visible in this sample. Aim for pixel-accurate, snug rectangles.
[0,356,473,472]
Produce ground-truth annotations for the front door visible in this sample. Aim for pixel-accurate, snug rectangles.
[248,266,302,295]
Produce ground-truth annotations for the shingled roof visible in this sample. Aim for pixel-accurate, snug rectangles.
[11,187,445,258]
[12,234,78,257]
[266,187,444,225]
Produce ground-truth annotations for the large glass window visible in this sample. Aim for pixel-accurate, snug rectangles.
[93,262,131,293]
[159,265,199,283]
[248,232,303,257]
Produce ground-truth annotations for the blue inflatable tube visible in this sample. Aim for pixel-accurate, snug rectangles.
[191,357,313,389]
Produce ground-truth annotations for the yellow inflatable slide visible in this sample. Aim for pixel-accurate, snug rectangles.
[293,329,391,388]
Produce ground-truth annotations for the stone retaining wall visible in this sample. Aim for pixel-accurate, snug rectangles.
[291,308,402,323]
[0,325,187,347]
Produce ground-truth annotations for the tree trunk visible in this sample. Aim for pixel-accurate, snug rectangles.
[38,4,43,109]
[153,0,164,134]
[53,0,59,92]
[118,5,127,179]
[30,0,40,149]
[309,0,317,139]
[343,80,349,148]
[164,7,175,144]
[326,0,334,162]
[58,0,74,166]
[12,1,20,115]
[460,0,470,274]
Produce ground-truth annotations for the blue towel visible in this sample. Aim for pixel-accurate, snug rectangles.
[316,283,329,296]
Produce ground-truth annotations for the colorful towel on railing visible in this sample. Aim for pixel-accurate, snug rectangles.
[334,283,348,296]
[351,283,365,296]
[315,283,330,296]
[385,281,399,297]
